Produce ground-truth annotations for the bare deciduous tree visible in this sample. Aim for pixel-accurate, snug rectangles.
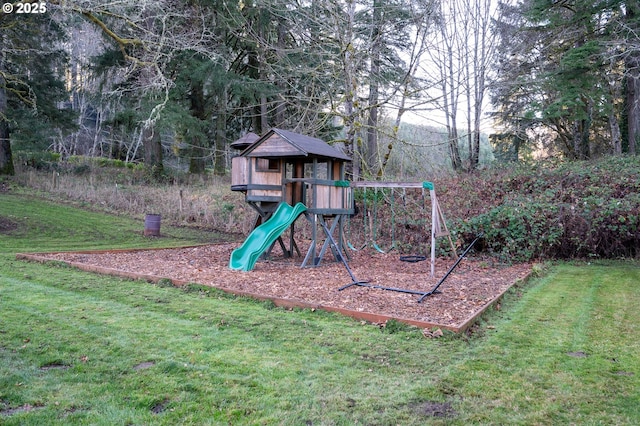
[423,0,498,171]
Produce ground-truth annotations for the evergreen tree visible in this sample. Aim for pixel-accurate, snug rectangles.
[166,53,238,175]
[491,0,637,159]
[0,12,74,174]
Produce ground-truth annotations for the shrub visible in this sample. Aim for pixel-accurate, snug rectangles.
[15,151,61,170]
[457,200,563,262]
[454,156,640,261]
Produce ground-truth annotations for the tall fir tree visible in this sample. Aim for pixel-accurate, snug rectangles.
[491,0,637,159]
[0,13,74,174]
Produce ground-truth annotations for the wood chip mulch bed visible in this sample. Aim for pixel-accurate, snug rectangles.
[18,243,532,333]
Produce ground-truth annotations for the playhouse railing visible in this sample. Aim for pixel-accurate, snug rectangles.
[284,178,353,215]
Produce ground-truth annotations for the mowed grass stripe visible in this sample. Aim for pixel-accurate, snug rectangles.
[0,193,221,254]
[1,261,454,425]
[0,274,336,423]
[440,263,640,425]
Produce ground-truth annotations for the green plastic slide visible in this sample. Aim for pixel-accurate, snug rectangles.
[229,202,307,272]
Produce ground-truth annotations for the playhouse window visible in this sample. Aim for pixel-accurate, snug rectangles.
[256,158,280,172]
[304,162,328,179]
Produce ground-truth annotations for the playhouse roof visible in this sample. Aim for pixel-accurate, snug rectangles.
[241,128,351,162]
[230,132,260,151]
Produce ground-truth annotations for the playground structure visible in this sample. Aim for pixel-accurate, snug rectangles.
[230,128,353,270]
[229,128,456,277]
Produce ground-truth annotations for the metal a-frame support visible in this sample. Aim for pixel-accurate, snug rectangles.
[314,217,370,287]
[417,234,482,303]
[338,233,482,302]
[425,182,457,277]
[301,213,348,267]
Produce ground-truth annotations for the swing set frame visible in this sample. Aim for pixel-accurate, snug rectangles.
[347,181,456,277]
[315,181,476,302]
[336,182,482,303]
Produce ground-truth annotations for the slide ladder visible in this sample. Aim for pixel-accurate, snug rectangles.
[229,202,307,272]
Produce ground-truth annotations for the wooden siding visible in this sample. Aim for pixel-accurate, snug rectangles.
[248,134,304,157]
[246,188,282,201]
[246,163,283,200]
[231,156,248,187]
[314,184,351,211]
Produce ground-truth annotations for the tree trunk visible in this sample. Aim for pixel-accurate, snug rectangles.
[626,63,640,155]
[0,44,13,175]
[580,98,593,159]
[0,120,13,176]
[447,90,462,172]
[571,115,591,160]
[365,0,382,177]
[343,0,360,180]
[607,72,623,155]
[365,103,378,177]
[275,17,286,128]
[188,149,206,174]
[441,2,463,172]
[213,89,228,175]
[610,110,622,155]
[472,131,481,168]
[188,79,207,174]
[142,125,163,179]
[248,47,263,134]
[626,4,640,155]
[443,77,462,171]
[443,71,462,170]
[465,40,473,170]
[448,126,462,171]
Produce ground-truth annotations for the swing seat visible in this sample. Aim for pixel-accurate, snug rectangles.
[399,255,426,263]
[373,242,391,254]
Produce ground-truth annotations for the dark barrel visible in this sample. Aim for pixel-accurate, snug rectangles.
[144,214,161,236]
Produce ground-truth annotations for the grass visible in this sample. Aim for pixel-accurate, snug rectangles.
[0,192,227,253]
[1,191,639,424]
[439,263,640,424]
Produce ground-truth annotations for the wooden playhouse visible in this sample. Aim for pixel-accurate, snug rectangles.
[230,128,354,267]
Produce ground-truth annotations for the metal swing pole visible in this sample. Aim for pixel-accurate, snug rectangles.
[427,184,437,278]
[417,233,483,303]
[316,219,370,289]
[346,188,366,251]
[380,187,396,253]
[371,186,386,253]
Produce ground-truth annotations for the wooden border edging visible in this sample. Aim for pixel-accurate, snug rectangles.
[455,271,533,333]
[16,249,528,333]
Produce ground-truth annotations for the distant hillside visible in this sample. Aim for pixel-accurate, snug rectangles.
[377,121,495,177]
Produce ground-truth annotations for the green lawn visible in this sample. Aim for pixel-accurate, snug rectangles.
[1,192,639,425]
